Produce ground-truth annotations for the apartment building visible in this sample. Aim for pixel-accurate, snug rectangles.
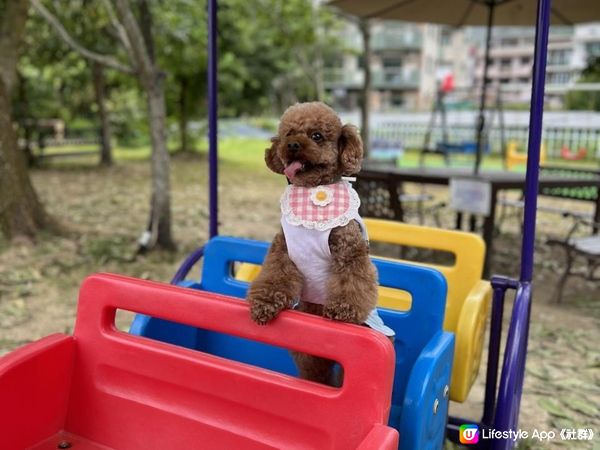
[472,26,586,107]
[325,21,435,111]
[326,20,600,111]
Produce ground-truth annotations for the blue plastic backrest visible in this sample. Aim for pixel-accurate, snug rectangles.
[200,236,447,405]
[201,236,269,297]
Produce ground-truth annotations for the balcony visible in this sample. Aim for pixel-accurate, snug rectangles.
[324,69,363,88]
[373,68,420,89]
[324,68,420,90]
[372,31,422,51]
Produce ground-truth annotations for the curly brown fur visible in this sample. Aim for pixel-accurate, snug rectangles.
[247,232,304,325]
[290,302,340,385]
[248,101,377,386]
[264,102,363,187]
[325,220,378,323]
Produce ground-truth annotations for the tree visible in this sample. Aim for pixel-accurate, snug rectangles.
[32,0,175,251]
[26,1,133,167]
[112,0,175,251]
[155,0,206,153]
[359,18,372,156]
[92,61,114,165]
[216,0,343,116]
[565,57,600,111]
[0,0,55,240]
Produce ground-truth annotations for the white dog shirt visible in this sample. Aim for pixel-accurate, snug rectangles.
[280,180,394,337]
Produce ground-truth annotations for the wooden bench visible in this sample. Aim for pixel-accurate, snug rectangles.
[35,149,101,164]
[369,138,404,165]
[19,123,101,166]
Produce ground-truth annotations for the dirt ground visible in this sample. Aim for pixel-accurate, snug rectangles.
[0,154,598,449]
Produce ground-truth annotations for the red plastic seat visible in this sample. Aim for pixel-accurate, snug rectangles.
[0,274,397,450]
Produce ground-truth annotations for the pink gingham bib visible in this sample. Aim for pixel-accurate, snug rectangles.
[281,180,361,231]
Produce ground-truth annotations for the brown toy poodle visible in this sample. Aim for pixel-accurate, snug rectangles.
[247,102,394,385]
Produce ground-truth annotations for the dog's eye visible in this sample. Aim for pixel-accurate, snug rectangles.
[311,132,323,142]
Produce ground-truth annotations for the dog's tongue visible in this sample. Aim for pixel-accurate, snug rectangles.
[284,161,303,180]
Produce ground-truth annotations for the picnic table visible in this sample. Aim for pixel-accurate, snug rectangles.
[357,163,600,274]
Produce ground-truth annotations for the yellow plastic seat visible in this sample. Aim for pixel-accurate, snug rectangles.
[506,140,547,170]
[236,262,262,281]
[236,218,491,402]
[364,219,491,402]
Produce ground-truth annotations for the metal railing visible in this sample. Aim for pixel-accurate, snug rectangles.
[324,68,420,89]
[372,121,600,159]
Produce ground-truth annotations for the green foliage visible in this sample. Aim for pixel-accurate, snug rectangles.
[565,56,600,111]
[216,0,343,116]
[18,0,348,147]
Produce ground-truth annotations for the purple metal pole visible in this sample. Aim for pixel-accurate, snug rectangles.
[490,1,551,447]
[482,276,518,426]
[492,284,532,450]
[208,0,219,238]
[520,0,551,282]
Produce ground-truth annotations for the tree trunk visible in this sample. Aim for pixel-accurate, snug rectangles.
[113,0,175,251]
[91,62,113,166]
[178,76,189,153]
[0,0,28,94]
[146,74,175,250]
[0,79,53,239]
[0,0,55,241]
[359,18,371,158]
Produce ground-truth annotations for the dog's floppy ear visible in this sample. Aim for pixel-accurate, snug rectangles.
[338,124,363,175]
[264,137,285,174]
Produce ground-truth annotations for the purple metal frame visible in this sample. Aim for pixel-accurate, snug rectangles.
[208,0,219,238]
[520,0,551,283]
[487,1,551,447]
[171,0,552,446]
[450,0,551,447]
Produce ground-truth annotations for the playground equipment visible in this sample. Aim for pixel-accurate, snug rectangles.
[420,85,503,169]
[235,219,491,403]
[505,140,547,170]
[0,0,558,448]
[365,219,491,402]
[132,236,455,450]
[0,274,400,450]
[560,145,587,161]
[369,138,404,165]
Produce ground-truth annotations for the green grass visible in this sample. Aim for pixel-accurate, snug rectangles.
[33,143,152,162]
[217,137,268,169]
[41,138,599,173]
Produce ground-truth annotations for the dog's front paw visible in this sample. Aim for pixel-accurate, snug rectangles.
[323,301,363,324]
[248,290,291,325]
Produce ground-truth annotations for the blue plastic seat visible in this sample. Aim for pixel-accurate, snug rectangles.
[131,236,455,450]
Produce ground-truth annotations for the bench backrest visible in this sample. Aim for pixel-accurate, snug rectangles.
[200,236,447,409]
[71,274,395,449]
[364,218,485,331]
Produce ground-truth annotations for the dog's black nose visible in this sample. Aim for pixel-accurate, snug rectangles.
[287,141,301,152]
